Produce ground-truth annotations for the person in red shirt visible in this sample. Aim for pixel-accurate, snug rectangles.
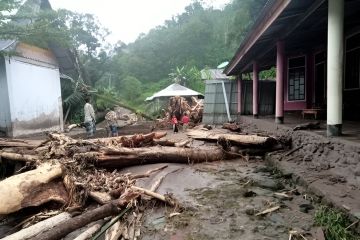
[181,112,190,131]
[171,114,178,133]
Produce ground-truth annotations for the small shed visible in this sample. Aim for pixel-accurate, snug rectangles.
[145,83,204,115]
[0,41,65,137]
[145,83,203,101]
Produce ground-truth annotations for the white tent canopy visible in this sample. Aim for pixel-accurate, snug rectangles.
[145,83,203,101]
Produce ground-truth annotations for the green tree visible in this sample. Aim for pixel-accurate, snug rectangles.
[120,76,142,104]
[169,65,204,93]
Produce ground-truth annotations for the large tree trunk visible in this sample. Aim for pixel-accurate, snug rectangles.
[75,146,232,168]
[0,162,65,214]
[1,212,72,240]
[0,138,43,148]
[32,190,139,240]
[0,151,39,162]
[187,130,277,147]
[32,202,119,240]
[89,132,167,147]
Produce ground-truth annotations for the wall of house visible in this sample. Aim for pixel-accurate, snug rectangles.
[241,80,276,115]
[284,52,314,111]
[5,56,63,137]
[0,57,11,135]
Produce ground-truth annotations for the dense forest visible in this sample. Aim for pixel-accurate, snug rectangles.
[0,0,267,122]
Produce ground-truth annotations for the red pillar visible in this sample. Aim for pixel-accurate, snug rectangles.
[253,62,259,118]
[275,41,285,124]
[237,75,242,114]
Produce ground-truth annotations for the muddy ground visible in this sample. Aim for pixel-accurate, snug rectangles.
[1,123,357,239]
[97,127,324,240]
[129,159,320,240]
[238,117,360,224]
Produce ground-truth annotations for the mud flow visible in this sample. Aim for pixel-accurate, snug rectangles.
[138,158,320,240]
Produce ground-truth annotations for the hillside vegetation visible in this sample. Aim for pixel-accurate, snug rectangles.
[0,0,267,122]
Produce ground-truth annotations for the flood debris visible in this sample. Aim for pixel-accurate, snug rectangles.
[156,96,204,128]
[222,122,241,132]
[255,206,280,216]
[293,121,321,131]
[0,127,283,239]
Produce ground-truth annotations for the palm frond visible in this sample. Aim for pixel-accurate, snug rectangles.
[63,90,84,107]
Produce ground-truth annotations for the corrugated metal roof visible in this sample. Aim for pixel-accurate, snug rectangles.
[0,0,76,75]
[0,40,17,51]
[145,83,203,101]
[200,69,229,80]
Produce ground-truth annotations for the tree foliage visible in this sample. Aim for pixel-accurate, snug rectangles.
[1,0,267,121]
[0,0,108,52]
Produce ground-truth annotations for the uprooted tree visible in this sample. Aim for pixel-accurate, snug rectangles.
[0,127,282,239]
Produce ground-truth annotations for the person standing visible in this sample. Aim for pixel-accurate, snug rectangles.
[84,96,96,138]
[171,114,178,133]
[105,109,119,137]
[181,112,190,131]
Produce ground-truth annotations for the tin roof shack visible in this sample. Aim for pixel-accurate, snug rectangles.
[224,0,360,136]
[0,41,64,137]
[145,83,204,117]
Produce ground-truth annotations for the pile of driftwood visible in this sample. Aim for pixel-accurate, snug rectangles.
[156,96,204,128]
[0,128,281,239]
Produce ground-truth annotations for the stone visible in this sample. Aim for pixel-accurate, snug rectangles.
[253,178,284,191]
[243,190,257,198]
[245,208,255,216]
[299,203,314,213]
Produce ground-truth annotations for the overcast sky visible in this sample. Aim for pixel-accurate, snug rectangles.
[49,0,231,45]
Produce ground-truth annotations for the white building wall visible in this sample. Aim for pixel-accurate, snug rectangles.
[5,57,63,136]
[0,57,11,134]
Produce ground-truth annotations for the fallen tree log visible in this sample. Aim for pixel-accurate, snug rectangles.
[0,151,39,162]
[73,220,105,240]
[0,162,64,215]
[33,190,139,240]
[1,212,72,240]
[153,139,191,147]
[186,130,277,147]
[129,165,168,179]
[89,132,167,147]
[0,138,43,148]
[75,146,234,168]
[131,186,178,207]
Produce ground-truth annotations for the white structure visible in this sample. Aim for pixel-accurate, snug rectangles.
[145,83,203,101]
[0,41,64,137]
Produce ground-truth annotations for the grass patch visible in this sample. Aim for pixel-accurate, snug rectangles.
[314,206,358,240]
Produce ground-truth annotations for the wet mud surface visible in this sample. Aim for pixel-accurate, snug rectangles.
[136,160,320,240]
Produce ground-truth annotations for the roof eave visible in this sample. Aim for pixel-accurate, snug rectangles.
[224,0,291,76]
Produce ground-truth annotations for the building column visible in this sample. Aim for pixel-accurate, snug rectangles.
[327,0,344,136]
[253,62,259,118]
[275,41,285,124]
[237,75,242,114]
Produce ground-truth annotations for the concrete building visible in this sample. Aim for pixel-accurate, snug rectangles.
[0,41,64,137]
[0,0,75,137]
[224,0,360,137]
